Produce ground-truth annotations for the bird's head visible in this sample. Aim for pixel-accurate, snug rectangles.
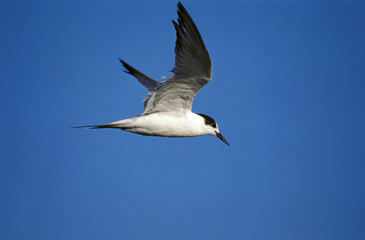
[197,113,229,146]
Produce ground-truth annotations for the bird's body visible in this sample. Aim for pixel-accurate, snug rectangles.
[99,112,212,137]
[77,2,229,145]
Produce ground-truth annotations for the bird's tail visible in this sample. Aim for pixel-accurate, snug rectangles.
[72,123,122,129]
[73,118,135,130]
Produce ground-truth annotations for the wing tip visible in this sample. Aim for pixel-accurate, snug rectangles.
[119,59,136,76]
[177,1,184,11]
[119,58,128,69]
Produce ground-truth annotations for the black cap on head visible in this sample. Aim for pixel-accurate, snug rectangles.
[198,113,217,128]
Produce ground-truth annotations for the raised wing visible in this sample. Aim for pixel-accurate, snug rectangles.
[143,2,212,114]
[120,59,160,111]
[171,2,212,79]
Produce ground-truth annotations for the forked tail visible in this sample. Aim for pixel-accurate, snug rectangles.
[73,118,135,130]
[72,123,121,129]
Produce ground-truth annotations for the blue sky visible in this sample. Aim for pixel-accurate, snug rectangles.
[1,0,365,239]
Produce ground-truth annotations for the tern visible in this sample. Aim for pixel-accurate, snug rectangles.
[77,2,229,146]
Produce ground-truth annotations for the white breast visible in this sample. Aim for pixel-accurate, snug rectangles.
[125,112,208,137]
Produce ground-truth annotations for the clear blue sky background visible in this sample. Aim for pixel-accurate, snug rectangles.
[1,0,365,239]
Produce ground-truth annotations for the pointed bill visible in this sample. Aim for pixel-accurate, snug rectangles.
[216,132,229,146]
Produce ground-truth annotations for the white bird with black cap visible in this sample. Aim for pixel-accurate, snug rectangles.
[76,2,229,146]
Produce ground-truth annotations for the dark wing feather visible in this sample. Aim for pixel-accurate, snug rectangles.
[120,59,160,111]
[120,59,159,92]
[171,2,212,79]
[144,2,212,114]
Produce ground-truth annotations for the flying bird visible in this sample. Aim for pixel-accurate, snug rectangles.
[77,2,229,146]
